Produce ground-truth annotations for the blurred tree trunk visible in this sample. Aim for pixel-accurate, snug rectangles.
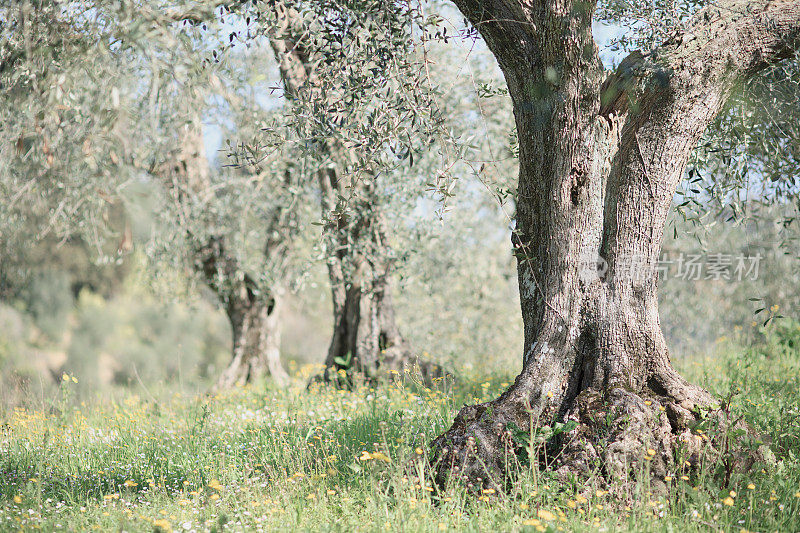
[198,240,288,391]
[318,174,444,384]
[429,0,800,491]
[266,2,447,386]
[159,121,289,390]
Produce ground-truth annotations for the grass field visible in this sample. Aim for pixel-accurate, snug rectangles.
[2,345,799,532]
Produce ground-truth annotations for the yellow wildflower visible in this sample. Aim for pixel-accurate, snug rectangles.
[369,451,391,463]
[152,518,171,531]
[537,509,556,521]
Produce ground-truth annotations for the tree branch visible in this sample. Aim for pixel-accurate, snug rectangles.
[449,0,537,71]
[599,0,800,279]
[451,0,600,90]
[264,0,313,99]
[601,0,800,122]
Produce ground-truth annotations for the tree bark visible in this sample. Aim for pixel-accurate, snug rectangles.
[214,276,288,391]
[430,0,800,492]
[266,2,448,386]
[159,121,290,390]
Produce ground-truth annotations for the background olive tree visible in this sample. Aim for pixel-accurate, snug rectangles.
[0,1,316,391]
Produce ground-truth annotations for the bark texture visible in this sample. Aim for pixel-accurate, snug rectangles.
[430,0,800,492]
[266,1,448,386]
[159,121,290,391]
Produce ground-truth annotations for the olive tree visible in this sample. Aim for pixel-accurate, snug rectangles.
[117,8,314,390]
[1,1,306,389]
[152,118,297,390]
[240,0,454,384]
[428,0,800,491]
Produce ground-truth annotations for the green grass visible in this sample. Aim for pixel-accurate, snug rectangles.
[1,347,800,532]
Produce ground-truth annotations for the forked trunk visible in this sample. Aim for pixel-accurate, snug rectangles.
[159,122,291,392]
[431,0,798,493]
[213,288,288,391]
[196,238,289,393]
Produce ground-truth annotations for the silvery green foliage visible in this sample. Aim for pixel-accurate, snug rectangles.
[1,1,316,301]
[230,0,460,217]
[597,0,706,53]
[0,2,130,267]
[382,16,522,367]
[129,30,314,294]
[685,59,800,218]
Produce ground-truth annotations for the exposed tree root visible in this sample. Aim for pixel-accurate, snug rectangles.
[429,374,769,497]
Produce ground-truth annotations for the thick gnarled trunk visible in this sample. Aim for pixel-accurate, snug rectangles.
[432,263,715,493]
[431,0,800,492]
[194,236,290,392]
[314,171,447,386]
[321,259,444,385]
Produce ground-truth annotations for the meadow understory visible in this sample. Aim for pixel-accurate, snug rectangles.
[1,344,800,532]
